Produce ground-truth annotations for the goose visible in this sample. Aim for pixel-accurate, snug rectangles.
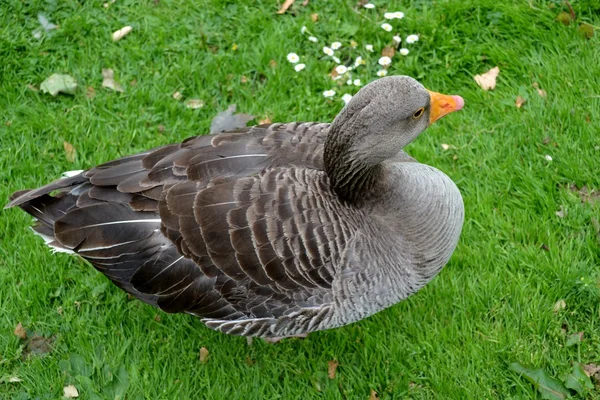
[6,76,464,341]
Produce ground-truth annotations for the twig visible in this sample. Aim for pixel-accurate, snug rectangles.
[564,0,576,20]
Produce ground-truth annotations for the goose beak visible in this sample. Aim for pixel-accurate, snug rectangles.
[426,90,464,124]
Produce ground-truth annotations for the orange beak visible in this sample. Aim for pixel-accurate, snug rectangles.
[427,90,464,124]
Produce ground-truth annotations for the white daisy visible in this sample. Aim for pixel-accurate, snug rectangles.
[545,155,553,161]
[393,35,402,44]
[331,42,342,50]
[323,46,334,56]
[301,26,307,34]
[365,44,374,52]
[308,36,318,42]
[335,65,348,75]
[393,11,404,19]
[399,48,409,56]
[287,53,300,63]
[353,79,362,86]
[381,23,393,32]
[342,93,353,104]
[378,56,392,66]
[406,34,419,44]
[332,56,341,64]
[363,3,375,9]
[354,56,364,67]
[294,63,306,72]
[384,12,394,19]
[377,69,388,77]
[346,79,353,85]
[323,90,336,98]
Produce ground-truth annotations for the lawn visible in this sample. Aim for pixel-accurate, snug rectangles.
[1,0,600,398]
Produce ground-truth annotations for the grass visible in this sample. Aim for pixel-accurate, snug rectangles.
[1,0,600,398]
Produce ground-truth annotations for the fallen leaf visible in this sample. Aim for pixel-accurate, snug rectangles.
[8,376,22,383]
[553,299,566,312]
[368,389,379,400]
[555,205,566,219]
[24,334,54,357]
[240,75,249,83]
[172,91,183,100]
[86,86,96,99]
[245,356,255,366]
[277,0,295,14]
[311,13,318,22]
[516,95,526,108]
[583,364,600,381]
[210,104,254,134]
[14,322,27,340]
[185,99,204,109]
[381,46,395,58]
[101,69,124,92]
[199,347,209,363]
[112,26,133,41]
[154,314,161,322]
[269,59,277,68]
[532,82,547,97]
[259,115,272,125]
[40,73,78,96]
[27,84,39,92]
[157,125,165,132]
[327,360,339,379]
[542,136,551,145]
[566,332,584,347]
[509,362,570,400]
[63,385,79,398]
[578,23,594,39]
[63,141,76,162]
[474,66,499,91]
[567,184,600,204]
[33,14,59,39]
[560,362,594,395]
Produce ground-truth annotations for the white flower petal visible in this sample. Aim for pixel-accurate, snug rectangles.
[353,79,362,86]
[545,155,553,161]
[301,26,307,34]
[393,35,402,44]
[294,63,305,72]
[332,56,341,64]
[323,46,334,56]
[354,56,364,67]
[406,34,419,44]
[365,44,374,52]
[346,79,353,85]
[399,48,409,56]
[384,12,394,20]
[331,41,342,50]
[287,53,300,63]
[381,23,393,32]
[393,11,404,19]
[342,93,353,104]
[378,56,392,66]
[308,36,318,42]
[335,65,348,74]
[377,69,388,77]
[323,90,336,98]
[363,3,375,9]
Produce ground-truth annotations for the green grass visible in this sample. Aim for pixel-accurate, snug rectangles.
[1,0,600,398]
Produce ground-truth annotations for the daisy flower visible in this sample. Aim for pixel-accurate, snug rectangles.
[381,23,393,32]
[363,3,375,9]
[301,26,307,34]
[331,42,342,50]
[393,35,402,44]
[346,78,353,85]
[287,53,300,63]
[378,56,392,66]
[393,12,404,19]
[399,48,409,56]
[406,34,419,44]
[342,93,353,104]
[385,11,404,19]
[377,69,388,77]
[365,44,374,52]
[323,46,334,56]
[332,56,341,64]
[335,65,348,75]
[323,90,336,98]
[294,63,305,72]
[354,56,364,67]
[308,36,318,42]
[544,155,553,161]
[353,79,362,86]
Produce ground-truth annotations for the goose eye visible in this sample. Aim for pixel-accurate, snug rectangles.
[413,107,425,119]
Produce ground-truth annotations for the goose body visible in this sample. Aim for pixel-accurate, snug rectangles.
[7,76,464,338]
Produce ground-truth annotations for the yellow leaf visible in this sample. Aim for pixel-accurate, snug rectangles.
[327,360,339,379]
[63,385,79,398]
[112,25,132,41]
[515,95,526,108]
[199,347,209,363]
[14,322,27,340]
[473,66,499,91]
[63,141,76,162]
[277,0,295,14]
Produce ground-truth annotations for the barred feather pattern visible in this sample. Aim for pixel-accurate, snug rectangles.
[7,121,464,338]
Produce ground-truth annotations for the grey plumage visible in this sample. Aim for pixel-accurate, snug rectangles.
[6,76,465,338]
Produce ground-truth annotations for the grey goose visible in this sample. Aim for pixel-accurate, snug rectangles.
[7,76,465,340]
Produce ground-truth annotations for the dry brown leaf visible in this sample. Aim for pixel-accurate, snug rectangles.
[14,322,27,340]
[369,389,379,400]
[240,75,249,83]
[24,334,54,356]
[112,25,132,41]
[381,46,395,58]
[583,364,600,381]
[277,0,295,14]
[86,86,96,99]
[473,66,499,91]
[259,115,272,124]
[101,69,124,92]
[515,95,526,108]
[311,13,318,22]
[63,141,76,162]
[327,360,339,379]
[27,84,39,92]
[532,82,547,97]
[567,184,600,204]
[185,99,205,109]
[199,347,209,363]
[63,385,79,398]
[154,314,161,321]
[269,59,277,68]
[172,91,182,100]
[553,299,566,312]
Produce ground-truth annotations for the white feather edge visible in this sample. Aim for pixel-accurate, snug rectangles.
[62,170,84,178]
[30,227,75,255]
